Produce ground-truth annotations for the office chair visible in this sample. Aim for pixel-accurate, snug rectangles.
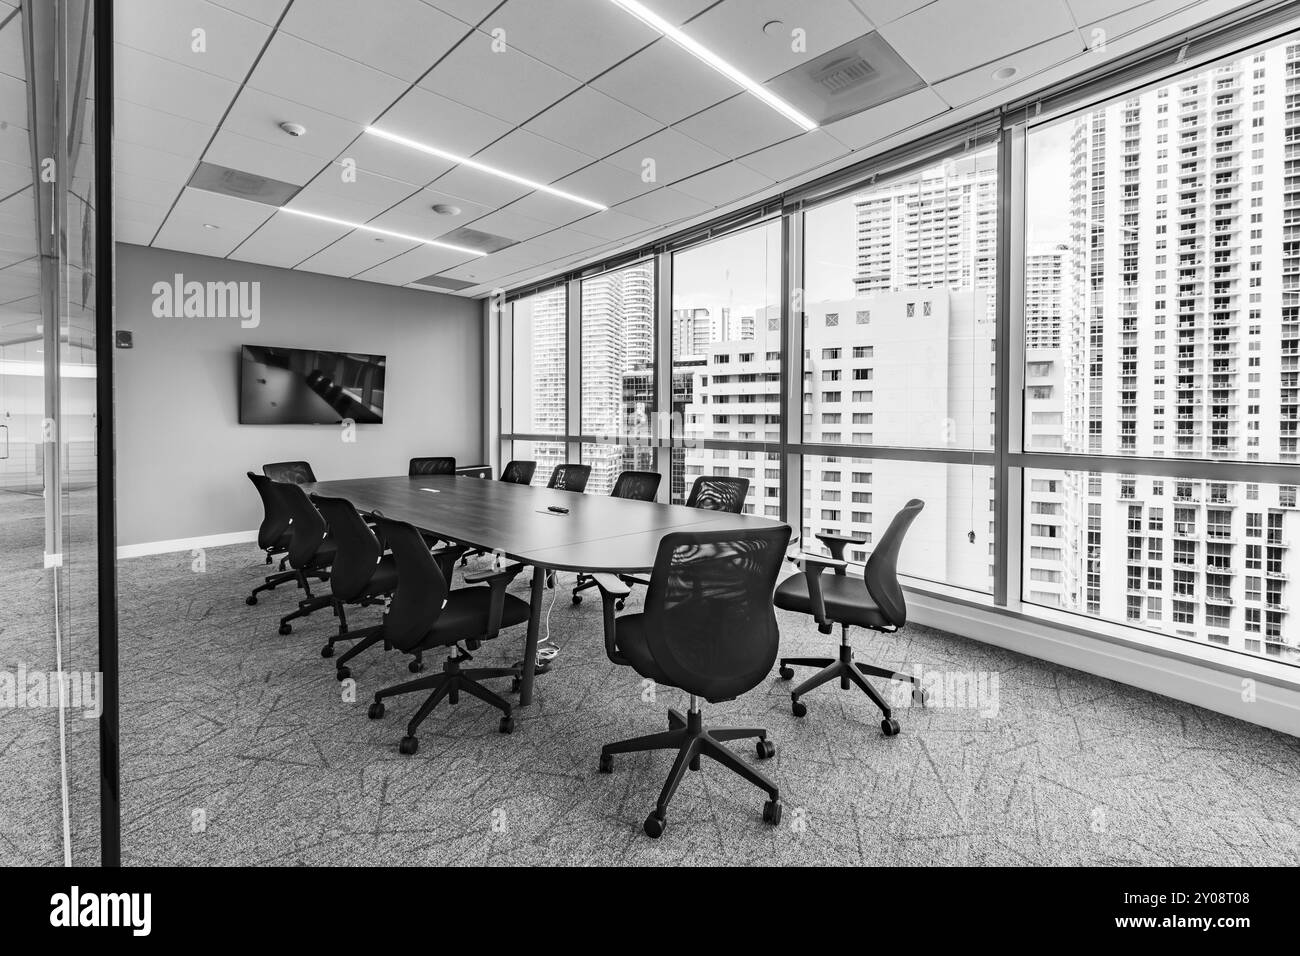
[571,470,662,605]
[610,474,751,611]
[499,460,536,485]
[409,456,456,476]
[309,494,398,664]
[272,481,338,635]
[773,499,927,736]
[263,460,317,484]
[244,472,301,606]
[547,463,591,493]
[365,515,530,754]
[591,525,791,838]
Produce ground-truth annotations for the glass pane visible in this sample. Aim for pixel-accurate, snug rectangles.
[511,440,567,488]
[803,147,998,450]
[802,455,995,594]
[1023,469,1300,667]
[580,261,655,439]
[581,442,656,497]
[511,287,566,435]
[1025,42,1299,463]
[670,222,782,504]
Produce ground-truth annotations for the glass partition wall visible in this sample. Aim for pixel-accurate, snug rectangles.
[0,0,105,866]
[500,24,1300,680]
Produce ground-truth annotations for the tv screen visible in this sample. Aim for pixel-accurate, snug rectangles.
[239,345,386,425]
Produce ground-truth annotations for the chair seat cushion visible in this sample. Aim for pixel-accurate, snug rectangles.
[417,586,530,649]
[611,614,670,685]
[774,571,890,629]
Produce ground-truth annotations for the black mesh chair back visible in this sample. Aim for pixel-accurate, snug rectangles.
[275,481,328,569]
[263,460,316,484]
[373,515,450,653]
[547,463,591,493]
[409,456,456,476]
[311,495,382,602]
[500,460,536,485]
[643,526,791,702]
[611,470,661,501]
[247,472,291,552]
[863,499,924,628]
[685,476,749,513]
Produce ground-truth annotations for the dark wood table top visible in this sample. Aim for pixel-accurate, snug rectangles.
[303,474,788,573]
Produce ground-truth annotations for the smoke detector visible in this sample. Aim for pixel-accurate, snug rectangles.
[279,121,307,137]
[431,203,461,216]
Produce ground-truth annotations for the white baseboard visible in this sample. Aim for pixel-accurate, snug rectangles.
[908,592,1300,738]
[116,530,258,559]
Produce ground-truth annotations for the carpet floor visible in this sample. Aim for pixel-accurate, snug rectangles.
[85,542,1300,866]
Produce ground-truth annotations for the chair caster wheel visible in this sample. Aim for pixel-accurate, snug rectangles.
[245,595,257,606]
[762,799,783,826]
[615,599,625,612]
[510,677,522,693]
[336,666,351,682]
[881,718,900,736]
[367,701,384,719]
[320,644,334,658]
[643,811,665,838]
[599,753,613,773]
[571,594,582,605]
[756,739,775,760]
[278,623,292,635]
[398,736,418,755]
[791,698,807,718]
[778,665,794,680]
[912,687,929,707]
[408,660,424,673]
[498,716,515,734]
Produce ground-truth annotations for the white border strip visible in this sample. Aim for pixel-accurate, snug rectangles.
[116,530,258,559]
[908,593,1300,737]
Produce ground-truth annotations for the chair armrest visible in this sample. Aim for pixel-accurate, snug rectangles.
[792,552,845,626]
[814,532,866,569]
[592,574,630,665]
[591,573,631,599]
[465,561,526,638]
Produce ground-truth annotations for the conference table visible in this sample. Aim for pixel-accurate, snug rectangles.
[303,474,789,705]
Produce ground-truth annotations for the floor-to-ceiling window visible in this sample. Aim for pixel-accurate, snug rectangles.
[580,261,656,497]
[670,221,782,511]
[1019,37,1300,667]
[800,145,999,592]
[510,286,567,486]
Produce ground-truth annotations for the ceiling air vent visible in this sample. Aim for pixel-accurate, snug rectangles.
[437,226,516,255]
[764,32,925,127]
[187,162,301,206]
[410,275,478,292]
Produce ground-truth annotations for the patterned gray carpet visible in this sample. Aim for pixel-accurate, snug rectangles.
[87,542,1296,866]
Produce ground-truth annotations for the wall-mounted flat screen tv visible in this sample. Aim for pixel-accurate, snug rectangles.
[239,345,386,425]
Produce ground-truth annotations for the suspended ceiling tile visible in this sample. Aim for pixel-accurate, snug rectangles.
[295,229,419,277]
[367,186,494,238]
[674,92,805,159]
[221,87,364,160]
[344,134,455,188]
[524,86,662,160]
[931,32,1084,108]
[591,39,739,126]
[430,164,532,208]
[291,164,421,223]
[374,85,513,157]
[605,127,728,187]
[482,0,658,82]
[472,129,595,185]
[878,0,1078,83]
[204,127,327,185]
[153,186,276,256]
[280,0,470,83]
[115,100,214,159]
[115,0,273,82]
[353,242,480,284]
[672,161,775,206]
[419,32,581,125]
[228,210,351,268]
[464,207,563,242]
[613,186,712,224]
[738,128,849,181]
[566,207,657,242]
[824,86,949,149]
[114,44,237,127]
[246,31,409,125]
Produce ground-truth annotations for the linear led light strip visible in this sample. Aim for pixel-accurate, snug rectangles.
[364,126,608,211]
[280,206,489,256]
[608,0,817,132]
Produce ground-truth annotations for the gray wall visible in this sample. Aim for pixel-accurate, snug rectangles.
[114,243,483,547]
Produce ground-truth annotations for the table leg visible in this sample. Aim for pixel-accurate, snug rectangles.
[519,565,545,706]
